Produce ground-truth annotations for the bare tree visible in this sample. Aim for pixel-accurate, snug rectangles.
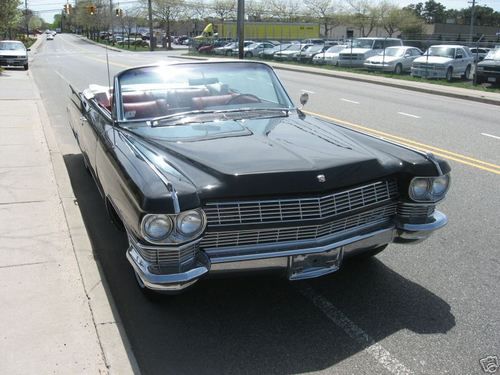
[151,0,186,49]
[269,0,303,22]
[188,0,207,36]
[246,0,266,21]
[304,0,342,37]
[345,0,378,37]
[211,0,236,37]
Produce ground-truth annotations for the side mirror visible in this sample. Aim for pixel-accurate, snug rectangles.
[299,92,309,107]
[27,48,31,51]
[404,53,410,58]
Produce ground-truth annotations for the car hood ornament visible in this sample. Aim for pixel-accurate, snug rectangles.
[317,174,326,183]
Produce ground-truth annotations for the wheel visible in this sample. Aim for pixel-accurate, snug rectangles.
[394,63,403,75]
[23,63,28,71]
[225,50,231,56]
[226,93,262,105]
[445,67,453,82]
[463,65,471,80]
[245,51,253,58]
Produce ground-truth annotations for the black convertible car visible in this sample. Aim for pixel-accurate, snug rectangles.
[68,61,450,294]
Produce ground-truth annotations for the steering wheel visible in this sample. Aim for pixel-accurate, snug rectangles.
[226,93,262,105]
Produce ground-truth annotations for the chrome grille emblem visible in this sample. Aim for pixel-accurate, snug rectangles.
[317,174,326,183]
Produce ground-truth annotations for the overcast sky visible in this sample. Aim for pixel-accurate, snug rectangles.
[28,0,500,24]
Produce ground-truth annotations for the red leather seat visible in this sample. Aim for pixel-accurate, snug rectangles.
[191,94,236,109]
[123,99,169,119]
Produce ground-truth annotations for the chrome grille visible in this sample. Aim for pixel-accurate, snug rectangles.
[134,240,197,268]
[204,180,398,227]
[201,203,397,249]
[397,203,435,219]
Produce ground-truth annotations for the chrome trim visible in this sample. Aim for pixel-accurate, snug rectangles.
[398,210,447,232]
[397,202,435,218]
[204,180,398,227]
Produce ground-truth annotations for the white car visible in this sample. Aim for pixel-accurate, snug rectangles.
[214,41,254,56]
[364,46,423,74]
[338,37,402,67]
[273,44,312,61]
[243,42,277,58]
[469,47,490,62]
[0,40,29,70]
[411,45,474,81]
[312,45,347,65]
[47,34,54,40]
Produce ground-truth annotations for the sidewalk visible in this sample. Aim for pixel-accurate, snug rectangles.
[0,58,138,373]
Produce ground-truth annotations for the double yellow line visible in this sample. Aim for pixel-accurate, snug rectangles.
[305,110,500,175]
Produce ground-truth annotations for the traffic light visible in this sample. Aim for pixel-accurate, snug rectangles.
[88,4,96,15]
[63,4,69,14]
[115,8,123,17]
[68,4,72,14]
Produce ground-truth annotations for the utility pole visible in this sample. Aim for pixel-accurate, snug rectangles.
[25,0,29,37]
[469,0,476,43]
[109,0,113,37]
[236,0,244,59]
[148,0,154,51]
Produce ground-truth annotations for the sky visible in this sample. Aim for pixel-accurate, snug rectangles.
[28,0,500,23]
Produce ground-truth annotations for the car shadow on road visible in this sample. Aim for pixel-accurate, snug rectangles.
[63,152,456,375]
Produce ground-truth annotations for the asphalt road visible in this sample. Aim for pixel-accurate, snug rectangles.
[30,34,499,375]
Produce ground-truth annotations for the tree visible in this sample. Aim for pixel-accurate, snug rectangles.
[345,0,379,37]
[304,0,341,37]
[0,0,21,39]
[380,6,423,37]
[211,0,235,38]
[151,0,185,49]
[422,0,446,24]
[246,0,266,21]
[268,0,303,22]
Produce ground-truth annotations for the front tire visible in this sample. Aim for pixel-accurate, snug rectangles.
[394,63,403,75]
[245,51,253,58]
[23,63,28,71]
[463,65,471,80]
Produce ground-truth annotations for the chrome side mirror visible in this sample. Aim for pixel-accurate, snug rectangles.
[299,92,309,107]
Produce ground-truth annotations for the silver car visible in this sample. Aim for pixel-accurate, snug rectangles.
[244,42,277,58]
[0,40,29,70]
[364,46,423,74]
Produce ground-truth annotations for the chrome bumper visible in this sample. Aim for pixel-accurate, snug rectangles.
[128,210,447,292]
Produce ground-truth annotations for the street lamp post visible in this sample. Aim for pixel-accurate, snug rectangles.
[237,0,244,59]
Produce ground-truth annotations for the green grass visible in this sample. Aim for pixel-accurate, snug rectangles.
[188,51,500,93]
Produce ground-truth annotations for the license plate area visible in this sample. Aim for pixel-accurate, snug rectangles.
[288,248,342,280]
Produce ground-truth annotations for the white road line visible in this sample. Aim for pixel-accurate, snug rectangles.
[341,98,359,104]
[301,89,315,94]
[54,70,70,85]
[397,112,421,119]
[481,133,500,140]
[297,284,414,375]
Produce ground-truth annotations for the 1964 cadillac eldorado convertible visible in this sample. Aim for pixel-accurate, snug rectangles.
[68,61,450,294]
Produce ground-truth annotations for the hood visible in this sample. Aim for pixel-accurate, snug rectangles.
[340,48,371,55]
[276,50,299,56]
[125,113,432,205]
[478,59,500,67]
[0,50,27,57]
[414,56,452,64]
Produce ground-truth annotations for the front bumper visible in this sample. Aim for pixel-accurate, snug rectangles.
[128,210,447,292]
[364,63,395,72]
[411,67,447,78]
[0,57,27,67]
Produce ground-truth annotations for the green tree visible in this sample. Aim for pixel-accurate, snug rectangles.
[151,0,185,49]
[0,0,22,38]
[422,0,446,24]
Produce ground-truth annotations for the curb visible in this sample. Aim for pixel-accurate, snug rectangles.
[29,67,140,374]
[173,54,500,107]
[75,34,123,52]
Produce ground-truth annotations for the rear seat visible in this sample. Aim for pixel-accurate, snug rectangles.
[123,99,169,120]
[191,94,236,110]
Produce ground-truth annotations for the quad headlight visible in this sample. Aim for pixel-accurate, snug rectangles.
[409,174,450,202]
[140,209,206,244]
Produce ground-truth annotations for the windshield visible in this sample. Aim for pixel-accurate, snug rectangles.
[305,45,323,53]
[117,62,294,122]
[383,47,404,57]
[484,49,500,60]
[426,47,455,58]
[351,39,375,49]
[0,42,25,50]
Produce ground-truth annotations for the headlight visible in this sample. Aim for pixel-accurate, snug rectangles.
[409,174,450,202]
[141,214,172,242]
[476,66,484,71]
[176,210,204,236]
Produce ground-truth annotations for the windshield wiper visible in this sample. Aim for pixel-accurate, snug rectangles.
[149,108,290,127]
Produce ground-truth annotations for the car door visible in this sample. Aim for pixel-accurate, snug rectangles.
[454,48,467,74]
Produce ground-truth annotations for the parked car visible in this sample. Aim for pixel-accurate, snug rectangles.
[338,37,403,67]
[475,48,500,85]
[411,45,474,81]
[312,45,347,65]
[214,41,254,56]
[67,60,450,294]
[47,34,54,41]
[295,44,330,63]
[364,46,423,74]
[469,47,490,62]
[243,42,277,58]
[0,40,29,70]
[273,44,312,61]
[258,43,293,59]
